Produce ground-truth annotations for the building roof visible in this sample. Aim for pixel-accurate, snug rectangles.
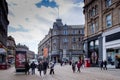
[68,25,84,28]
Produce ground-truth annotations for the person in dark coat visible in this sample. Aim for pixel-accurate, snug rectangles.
[104,60,107,70]
[72,60,76,73]
[25,61,30,75]
[38,61,43,76]
[43,60,48,75]
[30,61,36,75]
[100,60,104,70]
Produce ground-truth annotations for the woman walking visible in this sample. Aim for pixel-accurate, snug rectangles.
[77,60,81,72]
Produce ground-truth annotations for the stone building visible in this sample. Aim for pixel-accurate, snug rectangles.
[38,19,84,62]
[7,36,16,64]
[83,0,120,67]
[0,0,9,69]
[16,44,35,61]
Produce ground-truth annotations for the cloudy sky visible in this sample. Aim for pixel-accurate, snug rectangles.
[6,0,85,54]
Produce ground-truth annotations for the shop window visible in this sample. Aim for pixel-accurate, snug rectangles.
[95,40,99,48]
[90,41,94,49]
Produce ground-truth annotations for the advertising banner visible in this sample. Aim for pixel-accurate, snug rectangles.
[15,51,26,68]
[43,48,48,58]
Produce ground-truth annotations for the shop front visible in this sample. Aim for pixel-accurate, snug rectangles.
[84,34,103,67]
[0,46,9,69]
[102,27,120,68]
[106,48,120,68]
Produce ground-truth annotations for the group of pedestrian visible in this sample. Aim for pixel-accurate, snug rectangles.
[37,60,49,76]
[72,60,82,73]
[25,60,55,76]
[100,60,107,70]
[25,61,37,75]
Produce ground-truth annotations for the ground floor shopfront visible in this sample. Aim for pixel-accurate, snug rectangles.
[0,43,10,69]
[102,27,120,68]
[84,34,103,67]
[50,49,84,63]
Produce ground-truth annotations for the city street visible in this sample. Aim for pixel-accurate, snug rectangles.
[0,64,120,80]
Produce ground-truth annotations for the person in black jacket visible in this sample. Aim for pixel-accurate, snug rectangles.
[43,60,48,75]
[30,61,36,75]
[38,61,43,76]
[103,60,107,70]
[100,60,104,70]
[25,61,30,75]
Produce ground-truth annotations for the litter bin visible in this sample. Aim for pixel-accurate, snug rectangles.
[84,58,90,67]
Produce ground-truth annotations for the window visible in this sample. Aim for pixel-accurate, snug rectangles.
[53,39,56,43]
[63,38,68,42]
[90,23,95,34]
[92,8,95,16]
[95,40,99,48]
[72,37,76,42]
[90,41,94,49]
[106,0,111,7]
[89,10,91,18]
[72,45,76,49]
[73,30,75,34]
[64,45,67,49]
[95,21,99,32]
[106,14,112,28]
[63,30,67,35]
[95,5,98,14]
[81,29,84,34]
[53,31,57,35]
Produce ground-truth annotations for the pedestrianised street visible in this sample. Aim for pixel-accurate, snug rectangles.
[0,64,120,80]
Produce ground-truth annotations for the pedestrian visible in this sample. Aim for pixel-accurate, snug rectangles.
[77,60,81,72]
[100,60,104,70]
[69,60,72,65]
[25,61,30,75]
[43,60,48,75]
[60,60,63,66]
[72,60,76,73]
[49,61,55,75]
[30,61,36,75]
[38,61,43,76]
[103,60,107,70]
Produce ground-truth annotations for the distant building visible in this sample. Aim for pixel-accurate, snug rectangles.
[16,44,35,61]
[83,0,120,67]
[7,36,16,64]
[38,19,84,62]
[0,0,9,69]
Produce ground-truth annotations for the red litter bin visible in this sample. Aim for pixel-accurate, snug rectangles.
[84,58,90,67]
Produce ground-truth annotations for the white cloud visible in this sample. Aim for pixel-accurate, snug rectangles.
[6,0,85,54]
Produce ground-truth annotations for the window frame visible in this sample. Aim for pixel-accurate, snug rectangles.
[106,14,112,28]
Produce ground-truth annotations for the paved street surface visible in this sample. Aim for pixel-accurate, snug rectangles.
[0,64,120,80]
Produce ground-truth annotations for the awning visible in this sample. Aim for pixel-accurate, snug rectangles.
[0,48,7,54]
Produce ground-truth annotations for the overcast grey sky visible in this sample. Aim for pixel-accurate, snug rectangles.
[7,0,85,54]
